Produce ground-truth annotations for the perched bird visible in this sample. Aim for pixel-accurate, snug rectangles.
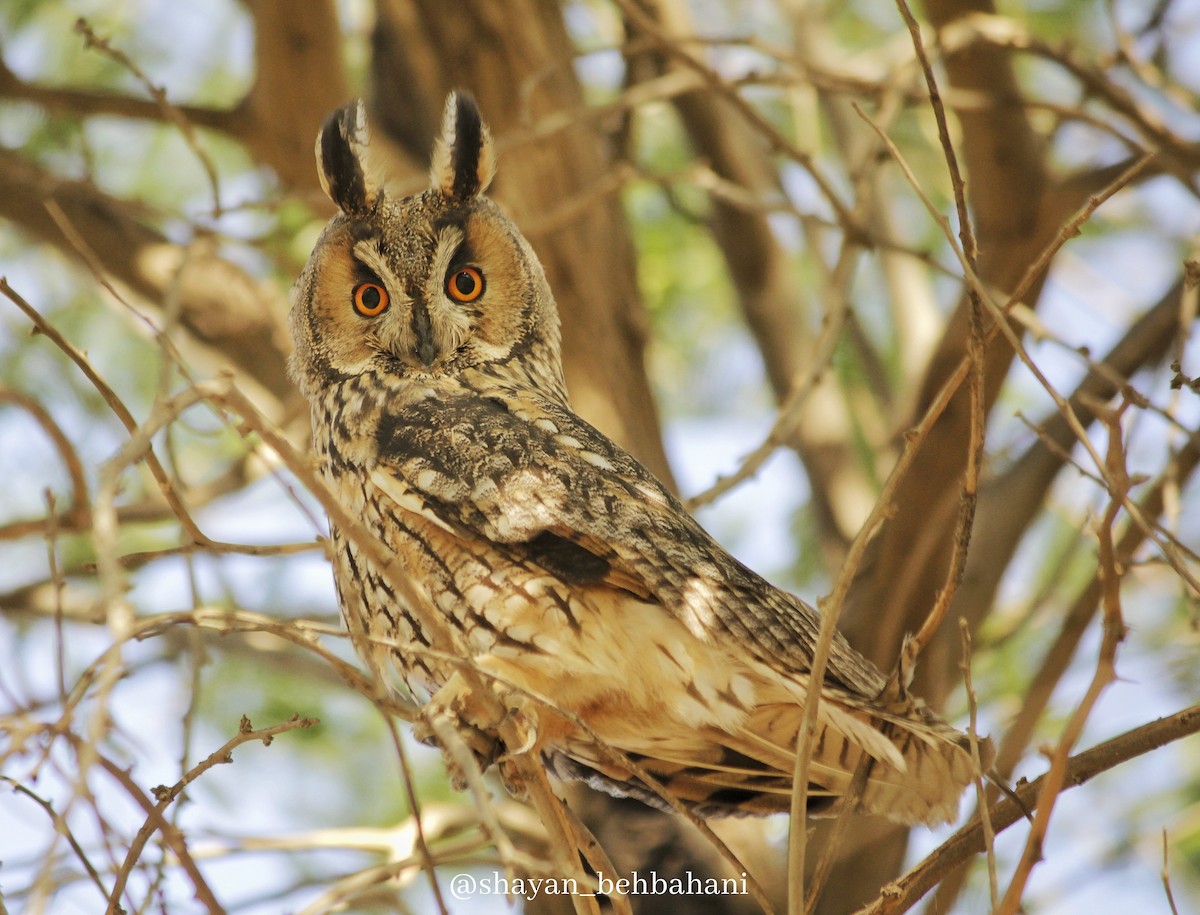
[288,91,984,825]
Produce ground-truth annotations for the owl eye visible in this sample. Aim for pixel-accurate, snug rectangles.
[352,282,389,317]
[446,267,484,303]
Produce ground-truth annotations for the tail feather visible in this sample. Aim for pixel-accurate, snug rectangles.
[551,691,988,825]
[723,695,985,824]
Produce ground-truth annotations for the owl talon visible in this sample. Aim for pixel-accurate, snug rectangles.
[496,759,530,801]
[411,717,438,748]
[418,714,505,791]
[467,726,504,772]
[499,696,539,757]
[412,717,500,760]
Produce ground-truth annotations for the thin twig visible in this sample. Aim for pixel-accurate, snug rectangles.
[890,4,990,657]
[959,620,997,908]
[951,20,1200,184]
[559,809,634,915]
[422,713,531,877]
[893,0,977,267]
[610,0,858,232]
[784,591,838,915]
[803,757,871,913]
[685,242,858,512]
[0,386,90,532]
[1,278,210,545]
[94,757,223,915]
[994,400,1132,913]
[783,261,987,912]
[1161,828,1182,915]
[74,18,222,214]
[381,712,451,915]
[105,715,317,914]
[0,776,110,903]
[132,605,412,716]
[852,109,1177,607]
[503,753,603,915]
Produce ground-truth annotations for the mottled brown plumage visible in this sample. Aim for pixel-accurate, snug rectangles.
[288,92,985,825]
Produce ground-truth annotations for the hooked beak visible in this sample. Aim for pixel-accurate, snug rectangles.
[410,299,438,366]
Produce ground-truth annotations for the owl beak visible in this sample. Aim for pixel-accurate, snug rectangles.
[417,334,437,366]
[410,299,438,366]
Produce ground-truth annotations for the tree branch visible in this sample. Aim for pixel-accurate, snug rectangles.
[0,53,237,131]
[0,159,294,402]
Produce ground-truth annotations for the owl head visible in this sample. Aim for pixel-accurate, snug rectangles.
[289,92,563,399]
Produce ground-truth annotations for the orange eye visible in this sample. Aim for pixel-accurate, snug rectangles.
[446,267,484,303]
[352,282,389,317]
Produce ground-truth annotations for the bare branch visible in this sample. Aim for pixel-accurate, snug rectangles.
[0,162,294,402]
[0,387,90,536]
[1161,829,1183,915]
[74,18,223,214]
[0,52,236,131]
[994,398,1132,913]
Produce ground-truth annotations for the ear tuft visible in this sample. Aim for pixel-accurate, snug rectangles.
[316,100,383,213]
[429,91,495,201]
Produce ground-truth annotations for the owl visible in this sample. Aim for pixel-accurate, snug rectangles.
[288,91,985,825]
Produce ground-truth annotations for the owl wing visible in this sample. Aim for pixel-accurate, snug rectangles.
[370,387,888,698]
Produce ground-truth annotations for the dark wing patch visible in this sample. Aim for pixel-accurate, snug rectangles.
[522,531,611,584]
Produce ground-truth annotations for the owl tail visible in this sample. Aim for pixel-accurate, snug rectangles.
[715,696,987,825]
[555,692,987,825]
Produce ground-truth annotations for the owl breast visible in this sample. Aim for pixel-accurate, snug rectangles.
[314,371,755,727]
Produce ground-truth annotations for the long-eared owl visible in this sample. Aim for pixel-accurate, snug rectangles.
[288,92,985,825]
